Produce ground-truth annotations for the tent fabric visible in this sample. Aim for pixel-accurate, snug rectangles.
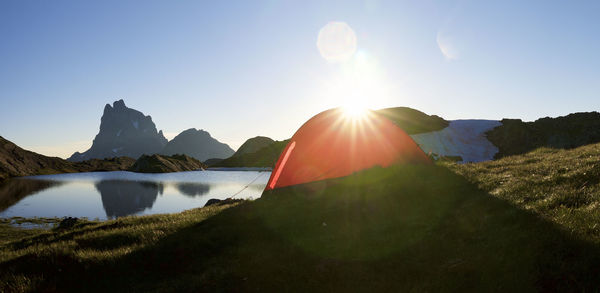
[265,108,431,190]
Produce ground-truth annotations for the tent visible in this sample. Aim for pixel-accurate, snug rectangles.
[265,108,431,190]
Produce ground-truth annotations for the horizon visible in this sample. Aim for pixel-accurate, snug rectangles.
[1,0,599,158]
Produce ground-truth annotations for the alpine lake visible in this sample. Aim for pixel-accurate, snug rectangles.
[0,170,270,226]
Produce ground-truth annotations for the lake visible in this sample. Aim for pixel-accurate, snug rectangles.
[0,170,270,221]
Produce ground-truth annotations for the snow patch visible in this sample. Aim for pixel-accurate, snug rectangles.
[116,129,122,137]
[410,120,501,163]
[132,120,139,129]
[112,147,124,153]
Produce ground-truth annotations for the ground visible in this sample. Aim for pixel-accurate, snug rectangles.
[1,144,600,292]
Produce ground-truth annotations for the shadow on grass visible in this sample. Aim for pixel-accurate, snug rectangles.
[3,165,600,292]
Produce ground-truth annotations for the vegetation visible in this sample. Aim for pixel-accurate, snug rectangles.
[375,107,449,134]
[211,140,289,168]
[232,136,275,157]
[3,143,600,291]
[448,143,600,243]
[486,112,600,158]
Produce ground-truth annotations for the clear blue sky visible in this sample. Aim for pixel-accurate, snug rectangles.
[1,0,599,158]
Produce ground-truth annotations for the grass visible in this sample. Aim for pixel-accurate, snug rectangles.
[1,144,600,291]
[447,143,600,244]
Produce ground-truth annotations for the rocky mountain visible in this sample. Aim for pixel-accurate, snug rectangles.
[486,112,600,159]
[0,135,134,181]
[161,128,234,161]
[68,99,168,161]
[233,136,275,157]
[129,154,207,173]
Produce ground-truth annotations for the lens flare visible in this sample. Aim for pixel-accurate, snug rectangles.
[317,22,357,63]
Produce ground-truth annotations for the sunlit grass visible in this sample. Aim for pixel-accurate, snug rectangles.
[447,143,600,243]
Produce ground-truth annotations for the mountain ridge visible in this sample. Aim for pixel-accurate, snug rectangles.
[161,128,234,161]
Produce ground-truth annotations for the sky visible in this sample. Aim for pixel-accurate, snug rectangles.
[1,0,599,158]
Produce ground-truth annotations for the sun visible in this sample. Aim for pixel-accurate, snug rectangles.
[341,100,369,120]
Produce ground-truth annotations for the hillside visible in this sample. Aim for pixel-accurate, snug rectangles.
[0,136,134,181]
[232,136,274,157]
[129,154,206,173]
[448,142,600,243]
[375,107,449,134]
[486,112,600,158]
[211,140,289,168]
[3,146,600,291]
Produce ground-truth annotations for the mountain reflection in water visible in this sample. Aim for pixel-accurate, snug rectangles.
[0,171,269,220]
[95,181,212,218]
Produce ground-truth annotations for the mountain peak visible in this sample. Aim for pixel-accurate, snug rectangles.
[68,99,168,161]
[113,99,126,109]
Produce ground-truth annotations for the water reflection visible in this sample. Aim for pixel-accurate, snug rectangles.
[0,179,63,211]
[0,171,270,220]
[175,183,210,197]
[95,180,162,219]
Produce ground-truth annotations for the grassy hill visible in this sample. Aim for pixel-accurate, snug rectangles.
[2,143,600,291]
[447,143,600,243]
[211,140,289,168]
[375,107,449,134]
[232,136,275,157]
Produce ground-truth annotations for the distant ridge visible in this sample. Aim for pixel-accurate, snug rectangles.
[161,128,234,161]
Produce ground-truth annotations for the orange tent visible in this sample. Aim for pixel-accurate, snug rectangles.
[265,108,431,190]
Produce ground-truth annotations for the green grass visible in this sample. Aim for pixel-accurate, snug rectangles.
[2,145,600,291]
[447,143,600,244]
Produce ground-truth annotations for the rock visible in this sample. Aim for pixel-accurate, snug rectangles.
[204,198,244,207]
[486,112,600,158]
[68,99,168,161]
[57,217,78,229]
[129,154,207,173]
[161,128,234,161]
